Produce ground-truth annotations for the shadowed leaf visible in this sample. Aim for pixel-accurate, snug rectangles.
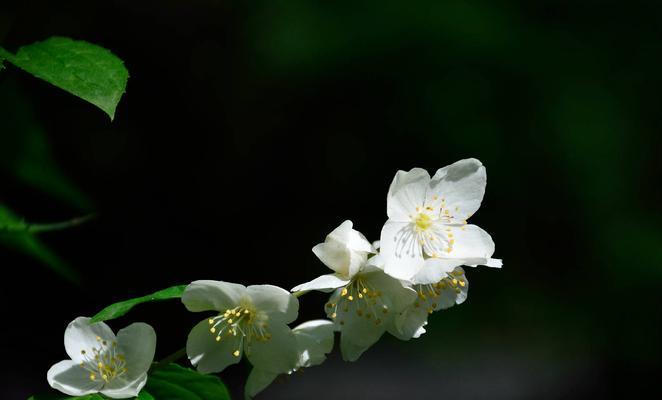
[0,204,80,284]
[146,364,231,400]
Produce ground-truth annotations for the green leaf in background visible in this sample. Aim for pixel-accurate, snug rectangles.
[91,285,187,323]
[0,204,80,284]
[0,36,128,120]
[0,79,93,211]
[136,391,155,400]
[146,364,231,400]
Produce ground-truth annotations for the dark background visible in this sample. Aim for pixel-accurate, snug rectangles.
[1,0,661,399]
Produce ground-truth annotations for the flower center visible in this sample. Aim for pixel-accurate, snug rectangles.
[326,276,389,326]
[79,336,127,383]
[414,213,433,231]
[412,269,466,313]
[208,304,271,357]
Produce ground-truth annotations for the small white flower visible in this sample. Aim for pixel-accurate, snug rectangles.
[47,317,156,399]
[389,259,473,340]
[245,320,335,399]
[291,220,374,293]
[380,158,502,280]
[183,281,299,375]
[292,221,416,361]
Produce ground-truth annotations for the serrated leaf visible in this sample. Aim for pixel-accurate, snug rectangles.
[0,204,80,284]
[146,364,232,400]
[0,37,128,120]
[91,285,187,323]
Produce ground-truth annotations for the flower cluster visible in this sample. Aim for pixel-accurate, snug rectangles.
[46,159,500,399]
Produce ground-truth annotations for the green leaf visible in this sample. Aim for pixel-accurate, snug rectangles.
[91,285,187,323]
[0,204,80,284]
[0,37,128,120]
[146,364,232,400]
[136,391,155,400]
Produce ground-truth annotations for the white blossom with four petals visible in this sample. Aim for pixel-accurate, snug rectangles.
[47,317,156,399]
[380,158,501,281]
[183,280,300,376]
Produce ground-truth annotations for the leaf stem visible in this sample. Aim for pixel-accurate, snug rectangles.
[0,213,95,233]
[152,347,187,371]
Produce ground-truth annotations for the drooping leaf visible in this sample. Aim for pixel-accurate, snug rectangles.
[0,79,93,211]
[91,285,187,323]
[0,37,128,120]
[0,204,80,284]
[146,363,232,400]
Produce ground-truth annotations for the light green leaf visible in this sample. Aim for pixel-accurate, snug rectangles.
[91,285,187,323]
[0,204,80,284]
[146,363,232,400]
[0,37,128,120]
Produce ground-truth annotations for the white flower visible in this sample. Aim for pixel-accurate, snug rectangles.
[389,259,473,340]
[183,280,299,375]
[380,158,502,280]
[292,221,416,361]
[291,220,374,293]
[47,317,156,399]
[245,320,334,399]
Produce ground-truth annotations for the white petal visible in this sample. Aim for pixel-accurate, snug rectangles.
[327,220,373,253]
[481,258,502,268]
[116,322,156,380]
[182,280,247,312]
[338,312,385,362]
[312,240,352,276]
[292,320,335,368]
[291,274,350,293]
[451,267,469,305]
[372,240,381,250]
[437,282,460,309]
[364,269,417,314]
[247,285,298,324]
[386,168,430,220]
[389,308,429,341]
[313,220,372,277]
[445,224,495,259]
[246,323,298,374]
[100,374,147,399]
[427,158,486,221]
[410,258,464,285]
[380,220,425,280]
[64,317,116,363]
[186,319,242,374]
[245,369,278,400]
[47,360,103,397]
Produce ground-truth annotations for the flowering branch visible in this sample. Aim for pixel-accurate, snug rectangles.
[41,159,502,400]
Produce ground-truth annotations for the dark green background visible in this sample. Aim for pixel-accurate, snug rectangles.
[1,1,660,399]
